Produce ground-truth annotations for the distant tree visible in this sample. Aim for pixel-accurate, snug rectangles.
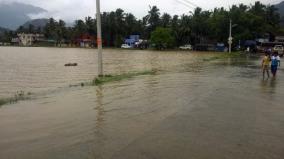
[191,7,211,44]
[101,12,114,46]
[265,5,280,28]
[2,31,14,42]
[150,27,175,50]
[250,1,266,17]
[28,24,35,34]
[73,19,87,37]
[125,13,138,35]
[44,18,59,40]
[144,6,161,38]
[17,25,26,33]
[57,20,66,45]
[36,26,42,34]
[114,9,126,47]
[178,15,192,45]
[85,16,96,35]
[161,13,172,27]
[25,1,283,49]
[171,15,180,46]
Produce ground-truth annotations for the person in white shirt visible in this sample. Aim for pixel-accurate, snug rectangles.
[271,52,281,77]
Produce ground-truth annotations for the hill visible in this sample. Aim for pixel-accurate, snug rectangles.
[275,1,284,16]
[22,19,49,29]
[0,2,46,30]
[275,1,284,26]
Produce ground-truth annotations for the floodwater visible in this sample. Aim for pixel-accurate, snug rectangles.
[0,47,207,98]
[0,47,284,159]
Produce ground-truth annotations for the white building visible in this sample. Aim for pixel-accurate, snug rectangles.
[275,36,284,43]
[17,33,44,46]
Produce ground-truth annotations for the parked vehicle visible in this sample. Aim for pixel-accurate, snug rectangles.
[179,44,192,50]
[273,45,284,57]
[121,44,132,49]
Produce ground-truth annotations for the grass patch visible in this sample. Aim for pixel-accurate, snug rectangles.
[92,70,158,86]
[0,91,32,107]
[0,99,9,106]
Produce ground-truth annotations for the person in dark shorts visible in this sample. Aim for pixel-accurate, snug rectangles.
[271,52,281,77]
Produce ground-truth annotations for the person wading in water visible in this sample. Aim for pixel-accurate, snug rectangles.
[262,52,271,79]
[271,52,281,78]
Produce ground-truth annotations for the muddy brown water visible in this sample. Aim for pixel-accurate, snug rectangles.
[0,47,284,159]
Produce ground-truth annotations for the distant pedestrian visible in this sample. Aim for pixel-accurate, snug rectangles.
[277,53,281,65]
[271,52,281,77]
[246,47,250,53]
[262,52,270,79]
[268,48,272,54]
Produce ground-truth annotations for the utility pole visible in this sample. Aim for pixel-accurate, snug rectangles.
[228,19,233,54]
[96,0,103,76]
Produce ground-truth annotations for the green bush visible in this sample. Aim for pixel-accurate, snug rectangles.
[150,27,175,50]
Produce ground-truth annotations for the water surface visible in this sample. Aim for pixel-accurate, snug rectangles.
[0,47,284,159]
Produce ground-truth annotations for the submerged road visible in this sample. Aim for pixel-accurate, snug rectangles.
[0,48,284,159]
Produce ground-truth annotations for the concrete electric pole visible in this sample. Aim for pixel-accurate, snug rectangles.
[228,19,233,54]
[96,0,103,76]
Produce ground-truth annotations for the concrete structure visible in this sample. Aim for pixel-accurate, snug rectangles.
[75,34,96,48]
[11,38,19,44]
[17,33,44,46]
[275,36,284,43]
[256,38,269,43]
[125,35,140,47]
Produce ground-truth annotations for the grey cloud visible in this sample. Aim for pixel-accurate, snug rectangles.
[0,0,281,23]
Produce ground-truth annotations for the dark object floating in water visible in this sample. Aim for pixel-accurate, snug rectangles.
[65,63,78,67]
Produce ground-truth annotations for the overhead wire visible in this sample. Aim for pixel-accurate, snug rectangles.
[174,0,195,10]
[180,0,199,8]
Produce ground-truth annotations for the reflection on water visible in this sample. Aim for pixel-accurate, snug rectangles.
[270,78,278,89]
[95,85,105,128]
[260,78,269,91]
[1,47,284,159]
[260,77,279,95]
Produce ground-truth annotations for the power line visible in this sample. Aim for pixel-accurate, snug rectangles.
[174,0,195,9]
[270,0,282,5]
[180,0,199,8]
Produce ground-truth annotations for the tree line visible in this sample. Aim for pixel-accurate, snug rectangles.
[0,1,282,49]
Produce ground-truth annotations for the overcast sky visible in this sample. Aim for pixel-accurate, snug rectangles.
[0,0,282,22]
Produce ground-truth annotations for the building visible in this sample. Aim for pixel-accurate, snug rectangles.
[17,33,44,46]
[75,34,96,48]
[275,36,284,43]
[125,35,140,47]
[256,36,284,53]
[11,37,19,44]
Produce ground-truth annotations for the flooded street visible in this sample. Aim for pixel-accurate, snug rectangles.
[0,47,284,159]
[0,47,207,98]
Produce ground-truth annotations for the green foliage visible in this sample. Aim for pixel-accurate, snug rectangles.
[0,91,32,107]
[0,99,7,106]
[1,31,15,42]
[1,2,282,48]
[150,27,175,49]
[93,70,157,86]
